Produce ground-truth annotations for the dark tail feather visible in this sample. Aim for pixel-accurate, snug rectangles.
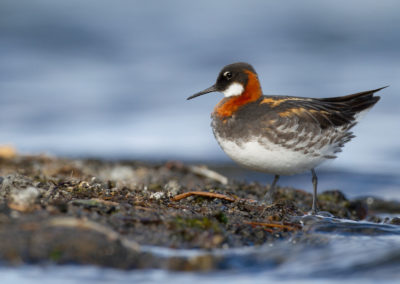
[320,86,387,113]
[321,86,387,103]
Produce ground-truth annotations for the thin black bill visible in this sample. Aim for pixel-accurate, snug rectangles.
[187,85,218,100]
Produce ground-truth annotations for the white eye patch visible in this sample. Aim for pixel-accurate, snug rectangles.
[222,82,244,97]
[223,71,232,79]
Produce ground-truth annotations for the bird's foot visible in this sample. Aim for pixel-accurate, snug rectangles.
[260,192,276,216]
[262,191,275,205]
[309,208,318,215]
[306,210,334,218]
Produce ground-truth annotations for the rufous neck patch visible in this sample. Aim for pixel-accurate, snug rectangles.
[214,70,262,118]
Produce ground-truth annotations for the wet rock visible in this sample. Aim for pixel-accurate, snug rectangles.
[389,217,400,225]
[366,215,382,223]
[358,197,400,214]
[348,200,369,220]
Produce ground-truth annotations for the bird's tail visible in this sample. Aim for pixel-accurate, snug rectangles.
[320,86,386,115]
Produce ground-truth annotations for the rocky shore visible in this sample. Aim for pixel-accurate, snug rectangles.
[0,154,399,270]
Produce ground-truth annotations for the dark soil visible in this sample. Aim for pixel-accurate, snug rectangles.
[0,155,398,270]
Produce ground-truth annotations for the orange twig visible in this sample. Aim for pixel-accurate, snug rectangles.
[262,228,274,233]
[171,191,236,202]
[244,221,300,231]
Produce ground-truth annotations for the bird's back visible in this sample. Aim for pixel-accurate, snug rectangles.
[211,87,383,174]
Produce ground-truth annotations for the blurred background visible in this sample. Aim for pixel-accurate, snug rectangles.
[1,0,399,198]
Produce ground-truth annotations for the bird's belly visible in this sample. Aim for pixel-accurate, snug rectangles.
[215,135,327,175]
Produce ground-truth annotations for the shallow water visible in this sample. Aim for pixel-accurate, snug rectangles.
[215,166,400,201]
[1,216,400,283]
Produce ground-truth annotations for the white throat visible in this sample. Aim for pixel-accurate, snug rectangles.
[222,82,244,97]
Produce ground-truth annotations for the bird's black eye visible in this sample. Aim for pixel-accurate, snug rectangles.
[223,71,232,80]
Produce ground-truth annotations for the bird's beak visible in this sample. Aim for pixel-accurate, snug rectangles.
[187,85,218,100]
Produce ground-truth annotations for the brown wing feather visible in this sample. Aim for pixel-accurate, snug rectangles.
[267,87,385,129]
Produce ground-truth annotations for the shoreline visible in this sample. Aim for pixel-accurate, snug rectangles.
[0,154,399,270]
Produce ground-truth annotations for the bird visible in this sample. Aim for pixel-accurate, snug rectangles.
[187,62,385,214]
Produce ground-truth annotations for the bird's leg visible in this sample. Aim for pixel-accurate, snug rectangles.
[263,174,280,204]
[311,169,318,214]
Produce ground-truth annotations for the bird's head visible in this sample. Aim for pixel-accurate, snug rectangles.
[187,62,262,100]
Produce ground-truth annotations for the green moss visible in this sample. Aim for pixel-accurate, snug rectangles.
[71,199,100,207]
[172,216,222,232]
[148,183,162,192]
[49,249,63,261]
[318,194,336,202]
[214,212,228,224]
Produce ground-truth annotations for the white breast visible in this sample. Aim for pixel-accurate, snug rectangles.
[214,135,329,175]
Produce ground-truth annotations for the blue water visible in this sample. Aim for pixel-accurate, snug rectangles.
[1,217,400,283]
[1,1,400,282]
[217,167,400,201]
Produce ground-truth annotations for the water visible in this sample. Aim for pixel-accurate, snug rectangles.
[1,216,400,283]
[1,0,400,282]
[214,166,400,201]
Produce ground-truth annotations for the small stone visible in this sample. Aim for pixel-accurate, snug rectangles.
[211,235,224,246]
[366,215,382,223]
[109,166,136,181]
[164,180,181,197]
[9,186,41,211]
[149,191,165,200]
